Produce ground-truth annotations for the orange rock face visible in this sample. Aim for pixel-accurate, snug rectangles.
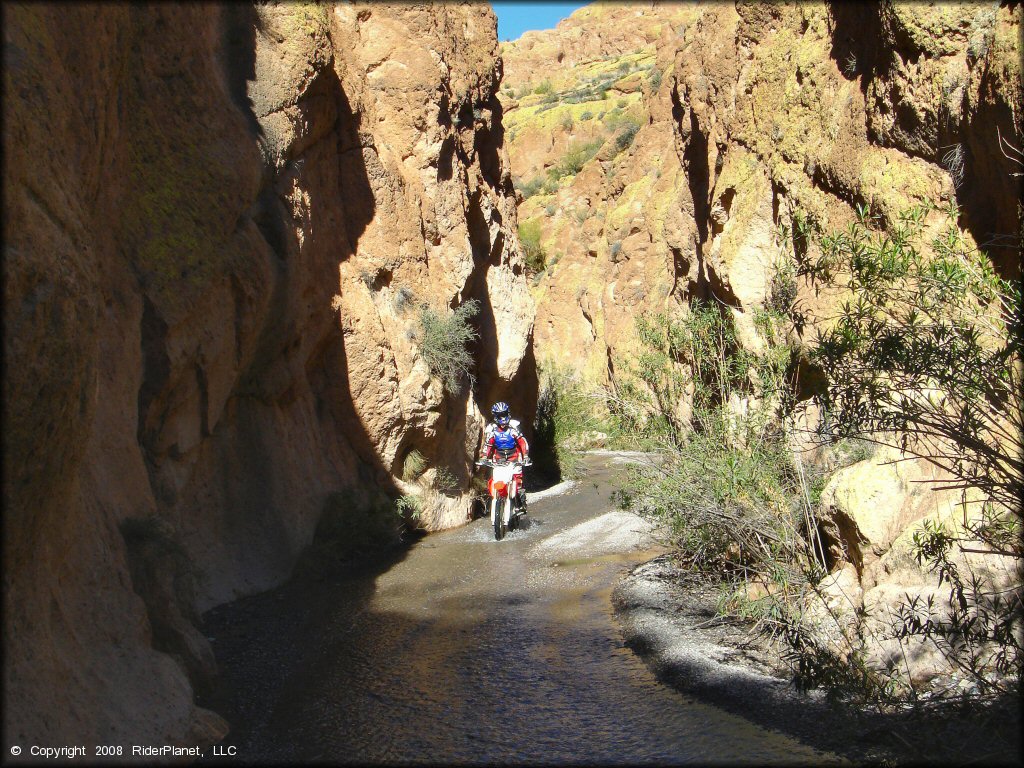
[501,0,1021,691]
[502,2,1021,383]
[3,3,532,747]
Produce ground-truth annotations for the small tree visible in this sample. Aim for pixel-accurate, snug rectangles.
[808,202,1022,534]
[807,201,1023,693]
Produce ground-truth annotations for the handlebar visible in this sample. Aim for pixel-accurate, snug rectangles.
[476,458,532,468]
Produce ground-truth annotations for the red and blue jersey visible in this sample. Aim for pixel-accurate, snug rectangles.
[481,421,529,461]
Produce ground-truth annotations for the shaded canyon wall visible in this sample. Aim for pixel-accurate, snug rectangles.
[3,2,532,748]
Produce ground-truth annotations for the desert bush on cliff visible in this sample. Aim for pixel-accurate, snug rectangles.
[555,139,604,179]
[613,121,641,153]
[417,299,480,395]
[515,175,545,200]
[519,220,547,275]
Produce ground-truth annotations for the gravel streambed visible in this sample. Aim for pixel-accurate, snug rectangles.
[613,556,1022,766]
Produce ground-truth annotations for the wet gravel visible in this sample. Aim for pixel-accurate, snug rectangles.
[613,556,1023,766]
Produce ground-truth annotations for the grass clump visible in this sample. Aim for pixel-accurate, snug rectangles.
[402,449,427,481]
[417,299,480,395]
[534,364,602,480]
[519,219,547,275]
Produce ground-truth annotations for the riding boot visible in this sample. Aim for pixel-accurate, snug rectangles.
[517,489,528,513]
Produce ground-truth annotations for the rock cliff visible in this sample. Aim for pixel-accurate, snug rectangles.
[3,2,531,749]
[501,1,1020,686]
[502,1,1020,381]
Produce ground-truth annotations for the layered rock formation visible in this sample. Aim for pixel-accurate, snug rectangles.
[4,2,531,749]
[501,1,1020,686]
[502,1,1020,380]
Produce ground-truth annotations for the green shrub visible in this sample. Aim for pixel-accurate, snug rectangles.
[766,259,798,316]
[613,121,641,153]
[534,79,553,95]
[395,494,422,523]
[555,139,604,178]
[617,407,806,577]
[417,299,480,395]
[534,364,600,480]
[519,220,547,275]
[611,303,812,590]
[516,175,544,200]
[433,467,461,496]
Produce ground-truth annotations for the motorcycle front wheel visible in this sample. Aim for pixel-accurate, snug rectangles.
[493,497,505,540]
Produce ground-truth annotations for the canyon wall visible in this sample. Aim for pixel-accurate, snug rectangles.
[501,1,1020,685]
[502,1,1020,381]
[3,2,532,748]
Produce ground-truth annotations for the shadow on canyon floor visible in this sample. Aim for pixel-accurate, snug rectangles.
[198,537,420,743]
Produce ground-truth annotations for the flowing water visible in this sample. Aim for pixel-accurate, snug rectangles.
[203,454,837,764]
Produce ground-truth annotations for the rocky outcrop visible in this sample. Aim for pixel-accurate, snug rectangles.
[502,2,1020,380]
[499,4,701,383]
[501,1,1020,689]
[3,2,531,750]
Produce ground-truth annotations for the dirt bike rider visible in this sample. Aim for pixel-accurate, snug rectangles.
[480,401,530,511]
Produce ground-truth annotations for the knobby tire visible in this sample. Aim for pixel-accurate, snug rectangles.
[493,497,505,540]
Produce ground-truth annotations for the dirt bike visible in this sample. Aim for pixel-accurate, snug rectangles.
[475,455,530,540]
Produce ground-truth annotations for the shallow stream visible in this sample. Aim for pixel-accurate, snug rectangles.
[203,454,836,764]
